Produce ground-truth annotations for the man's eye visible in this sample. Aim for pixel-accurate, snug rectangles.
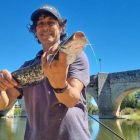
[48,22,55,26]
[37,21,55,27]
[37,22,44,26]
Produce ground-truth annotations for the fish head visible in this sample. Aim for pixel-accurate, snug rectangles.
[60,31,87,54]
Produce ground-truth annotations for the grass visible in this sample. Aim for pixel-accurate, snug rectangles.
[130,115,140,119]
[14,108,22,116]
[118,115,140,119]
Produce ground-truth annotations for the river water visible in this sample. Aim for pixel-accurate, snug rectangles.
[0,115,140,140]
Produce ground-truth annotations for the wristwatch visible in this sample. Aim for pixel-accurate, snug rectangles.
[52,83,68,94]
[0,91,1,96]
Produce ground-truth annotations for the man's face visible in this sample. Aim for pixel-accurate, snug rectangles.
[36,14,62,46]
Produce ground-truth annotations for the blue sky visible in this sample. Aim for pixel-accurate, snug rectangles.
[0,0,140,105]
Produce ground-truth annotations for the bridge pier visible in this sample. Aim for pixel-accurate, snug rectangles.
[18,97,27,117]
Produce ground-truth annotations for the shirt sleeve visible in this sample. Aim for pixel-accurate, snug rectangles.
[67,51,90,87]
[14,86,23,99]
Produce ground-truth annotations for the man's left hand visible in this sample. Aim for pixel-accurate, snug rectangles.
[41,45,68,89]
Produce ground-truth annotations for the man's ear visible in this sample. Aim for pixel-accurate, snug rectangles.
[59,26,63,34]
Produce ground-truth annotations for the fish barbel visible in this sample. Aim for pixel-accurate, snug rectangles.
[12,31,88,88]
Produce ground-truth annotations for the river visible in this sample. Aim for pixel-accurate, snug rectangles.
[0,115,140,140]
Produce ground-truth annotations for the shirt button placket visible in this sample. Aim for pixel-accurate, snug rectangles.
[59,104,62,121]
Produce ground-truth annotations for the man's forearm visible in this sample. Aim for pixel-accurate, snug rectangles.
[0,91,9,110]
[54,84,81,108]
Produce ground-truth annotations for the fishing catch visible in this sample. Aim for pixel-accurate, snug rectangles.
[12,31,88,88]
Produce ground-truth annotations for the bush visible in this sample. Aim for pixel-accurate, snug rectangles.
[125,112,130,115]
[121,108,140,116]
[14,108,22,116]
[136,110,140,115]
[121,108,134,115]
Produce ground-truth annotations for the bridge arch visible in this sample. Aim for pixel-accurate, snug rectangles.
[87,70,140,118]
[113,87,140,117]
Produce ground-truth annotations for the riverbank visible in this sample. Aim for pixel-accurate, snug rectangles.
[118,115,140,119]
[118,108,140,119]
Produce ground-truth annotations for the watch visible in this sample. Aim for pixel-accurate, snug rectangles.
[52,83,68,94]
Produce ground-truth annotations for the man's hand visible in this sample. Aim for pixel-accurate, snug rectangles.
[0,69,18,91]
[41,44,68,89]
[0,69,20,110]
[41,44,85,108]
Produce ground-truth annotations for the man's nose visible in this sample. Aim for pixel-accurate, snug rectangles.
[43,23,49,29]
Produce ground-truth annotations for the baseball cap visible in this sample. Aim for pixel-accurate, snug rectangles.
[31,4,61,21]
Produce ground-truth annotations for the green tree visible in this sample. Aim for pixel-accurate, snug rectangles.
[137,100,140,108]
[86,93,98,115]
[135,90,140,106]
[121,90,140,110]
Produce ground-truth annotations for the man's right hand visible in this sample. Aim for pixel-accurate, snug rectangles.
[0,69,18,91]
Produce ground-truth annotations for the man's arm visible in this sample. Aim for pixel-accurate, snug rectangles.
[54,78,84,108]
[0,88,21,110]
[0,69,21,110]
[41,47,86,108]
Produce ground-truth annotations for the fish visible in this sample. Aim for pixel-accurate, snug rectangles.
[12,31,88,88]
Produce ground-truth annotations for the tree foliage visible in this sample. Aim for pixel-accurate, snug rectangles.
[120,90,140,110]
[137,100,140,108]
[86,93,98,115]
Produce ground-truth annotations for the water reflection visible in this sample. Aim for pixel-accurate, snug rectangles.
[0,117,26,140]
[121,119,140,140]
[88,116,140,140]
[0,116,140,140]
[88,115,99,140]
[95,119,125,140]
[88,120,94,134]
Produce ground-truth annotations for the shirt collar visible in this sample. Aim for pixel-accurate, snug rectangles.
[36,50,43,59]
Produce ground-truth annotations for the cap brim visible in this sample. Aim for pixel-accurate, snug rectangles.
[31,9,58,21]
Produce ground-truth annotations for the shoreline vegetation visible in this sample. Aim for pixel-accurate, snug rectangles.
[118,107,140,119]
[119,90,140,119]
[14,108,22,116]
[86,93,99,115]
[118,115,140,119]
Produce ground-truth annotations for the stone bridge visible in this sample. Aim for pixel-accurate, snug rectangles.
[1,69,140,119]
[87,69,140,118]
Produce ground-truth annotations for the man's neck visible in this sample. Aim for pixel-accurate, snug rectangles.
[42,40,60,52]
[42,44,52,52]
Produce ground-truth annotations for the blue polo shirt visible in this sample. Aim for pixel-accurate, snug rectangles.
[18,50,92,140]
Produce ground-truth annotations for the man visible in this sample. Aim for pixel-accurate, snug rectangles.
[0,4,92,140]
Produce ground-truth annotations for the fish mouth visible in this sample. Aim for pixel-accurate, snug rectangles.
[73,31,85,40]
